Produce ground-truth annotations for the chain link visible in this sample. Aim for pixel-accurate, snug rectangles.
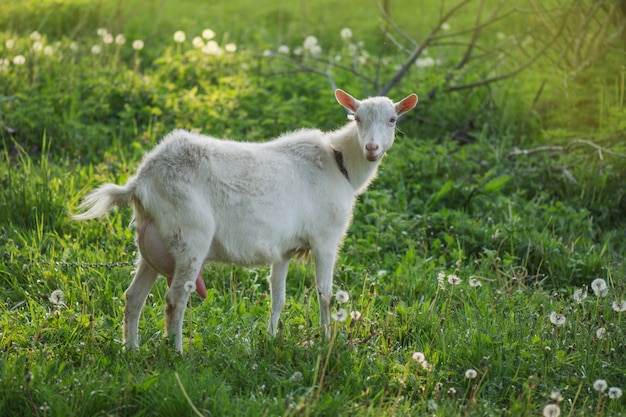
[0,252,135,269]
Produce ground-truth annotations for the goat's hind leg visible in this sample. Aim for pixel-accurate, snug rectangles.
[267,259,290,336]
[124,256,159,350]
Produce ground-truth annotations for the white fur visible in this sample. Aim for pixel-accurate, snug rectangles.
[73,89,417,351]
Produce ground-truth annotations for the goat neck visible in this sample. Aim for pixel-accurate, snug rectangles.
[329,122,381,194]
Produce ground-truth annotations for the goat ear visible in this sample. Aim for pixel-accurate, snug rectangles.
[335,89,360,113]
[395,94,418,115]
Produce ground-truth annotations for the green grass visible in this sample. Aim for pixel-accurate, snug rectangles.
[1,0,626,415]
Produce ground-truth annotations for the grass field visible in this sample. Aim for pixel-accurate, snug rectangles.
[1,0,625,416]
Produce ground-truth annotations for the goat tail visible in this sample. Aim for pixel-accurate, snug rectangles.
[72,180,136,221]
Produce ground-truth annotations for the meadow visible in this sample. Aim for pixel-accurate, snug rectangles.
[1,0,625,415]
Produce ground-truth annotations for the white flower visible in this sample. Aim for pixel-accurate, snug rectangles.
[30,31,42,41]
[591,278,608,297]
[596,327,607,339]
[334,290,349,303]
[550,391,563,402]
[608,387,623,399]
[437,271,446,288]
[611,300,626,312]
[543,404,560,417]
[447,274,461,285]
[277,45,290,54]
[293,47,303,56]
[97,28,108,37]
[303,36,318,50]
[132,40,144,50]
[6,39,15,49]
[49,289,65,305]
[43,45,53,55]
[173,31,186,43]
[69,42,78,51]
[469,278,482,287]
[416,57,435,68]
[91,45,101,55]
[202,40,222,55]
[115,34,126,45]
[262,49,274,57]
[0,59,9,72]
[411,352,425,363]
[349,310,361,321]
[32,41,43,52]
[593,379,608,392]
[202,29,216,40]
[192,37,204,48]
[340,28,353,41]
[224,43,237,53]
[440,22,451,31]
[572,288,587,304]
[13,55,26,65]
[289,371,303,382]
[102,33,114,44]
[184,281,196,293]
[549,311,566,326]
[465,369,477,379]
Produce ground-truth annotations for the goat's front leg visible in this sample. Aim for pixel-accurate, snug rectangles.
[124,257,159,349]
[267,260,290,336]
[313,249,337,337]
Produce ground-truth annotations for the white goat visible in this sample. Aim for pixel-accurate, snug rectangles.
[73,89,418,351]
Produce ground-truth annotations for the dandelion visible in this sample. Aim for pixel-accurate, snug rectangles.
[303,35,318,50]
[202,29,216,40]
[543,404,561,417]
[469,278,482,287]
[447,274,461,285]
[289,371,303,382]
[224,43,237,53]
[43,45,53,55]
[293,46,303,56]
[13,55,26,65]
[30,31,42,41]
[549,311,566,326]
[608,387,623,399]
[611,300,626,312]
[102,33,114,44]
[550,391,563,402]
[192,37,204,48]
[262,49,274,57]
[335,289,349,303]
[0,58,9,72]
[69,42,78,51]
[412,352,426,363]
[49,289,65,305]
[415,57,435,68]
[421,360,432,371]
[596,327,607,339]
[331,308,348,322]
[32,41,43,52]
[440,22,451,31]
[6,39,15,49]
[132,40,144,51]
[340,28,353,41]
[96,28,108,37]
[349,310,361,321]
[115,34,126,45]
[202,40,222,55]
[465,369,477,379]
[593,379,608,392]
[173,31,186,43]
[184,281,196,293]
[572,288,587,304]
[591,278,608,297]
[277,45,290,54]
[437,271,446,288]
[91,45,101,55]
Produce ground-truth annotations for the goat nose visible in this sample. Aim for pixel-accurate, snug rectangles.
[365,143,379,152]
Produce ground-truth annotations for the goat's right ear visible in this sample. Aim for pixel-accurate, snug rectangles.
[335,89,360,113]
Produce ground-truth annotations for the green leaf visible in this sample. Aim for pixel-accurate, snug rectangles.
[482,175,511,193]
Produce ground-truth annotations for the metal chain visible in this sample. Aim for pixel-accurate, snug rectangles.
[0,252,135,269]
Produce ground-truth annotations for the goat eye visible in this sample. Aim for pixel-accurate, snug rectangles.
[389,117,397,124]
[354,116,361,123]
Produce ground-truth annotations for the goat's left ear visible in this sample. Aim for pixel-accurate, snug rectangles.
[395,94,418,116]
[335,89,361,113]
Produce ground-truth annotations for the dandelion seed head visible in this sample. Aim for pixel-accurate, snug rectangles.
[277,45,290,54]
[572,288,587,304]
[421,360,432,371]
[32,41,43,52]
[202,40,222,55]
[43,45,53,55]
[593,379,608,392]
[91,45,101,55]
[440,22,451,31]
[543,404,561,417]
[30,31,42,41]
[96,28,108,37]
[331,308,348,322]
[596,327,607,339]
[262,49,274,57]
[611,300,626,312]
[202,29,216,40]
[6,39,16,49]
[447,274,461,285]
[303,36,318,50]
[103,33,114,44]
[465,369,477,379]
[349,310,361,321]
[132,40,144,51]
[334,290,349,303]
[289,371,303,382]
[608,387,623,399]
[412,352,425,363]
[69,42,78,51]
[115,34,126,45]
[224,43,237,53]
[550,390,563,402]
[591,278,608,297]
[13,55,26,65]
[549,311,566,326]
[416,57,435,68]
[469,278,482,287]
[192,37,204,48]
[340,28,353,41]
[49,289,65,305]
[173,31,186,43]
